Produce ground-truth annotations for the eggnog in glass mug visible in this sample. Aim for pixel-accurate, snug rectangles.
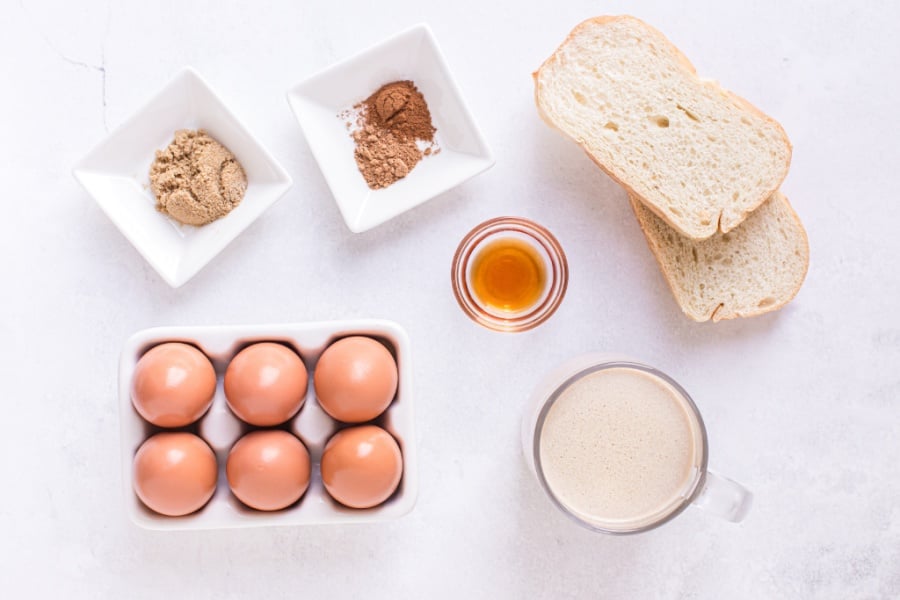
[522,354,752,534]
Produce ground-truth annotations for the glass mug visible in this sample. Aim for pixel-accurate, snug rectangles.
[522,354,752,534]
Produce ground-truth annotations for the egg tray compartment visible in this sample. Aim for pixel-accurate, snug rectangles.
[119,319,417,530]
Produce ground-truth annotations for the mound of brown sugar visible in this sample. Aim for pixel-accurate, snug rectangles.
[348,81,438,190]
[149,129,247,226]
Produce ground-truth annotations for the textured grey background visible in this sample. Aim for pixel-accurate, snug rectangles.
[2,0,897,597]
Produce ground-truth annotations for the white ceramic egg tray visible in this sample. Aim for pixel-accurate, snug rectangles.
[119,319,417,530]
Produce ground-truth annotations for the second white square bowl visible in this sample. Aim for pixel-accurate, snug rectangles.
[287,24,494,233]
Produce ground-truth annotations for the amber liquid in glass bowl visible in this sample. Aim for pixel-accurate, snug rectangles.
[451,217,567,332]
[470,238,547,313]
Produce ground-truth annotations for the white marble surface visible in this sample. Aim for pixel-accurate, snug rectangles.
[2,1,898,597]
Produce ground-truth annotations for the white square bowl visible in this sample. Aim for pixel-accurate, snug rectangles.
[287,23,494,233]
[119,319,417,530]
[73,67,293,287]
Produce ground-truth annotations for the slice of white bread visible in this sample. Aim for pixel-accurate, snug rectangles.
[630,191,809,321]
[535,16,792,239]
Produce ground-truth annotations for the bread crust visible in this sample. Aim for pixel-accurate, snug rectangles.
[534,15,793,239]
[629,191,810,322]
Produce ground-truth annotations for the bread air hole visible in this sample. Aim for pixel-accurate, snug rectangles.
[572,91,587,105]
[676,104,700,122]
[758,297,776,308]
[651,116,669,128]
[604,121,619,132]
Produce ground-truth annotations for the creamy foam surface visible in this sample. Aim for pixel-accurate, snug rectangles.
[538,367,704,530]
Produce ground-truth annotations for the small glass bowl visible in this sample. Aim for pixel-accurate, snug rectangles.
[451,217,568,332]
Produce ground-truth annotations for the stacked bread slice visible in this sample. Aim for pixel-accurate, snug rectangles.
[534,15,809,321]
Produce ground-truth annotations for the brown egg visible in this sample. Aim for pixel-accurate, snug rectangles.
[314,336,398,423]
[321,425,402,509]
[133,432,217,517]
[224,342,308,426]
[226,430,311,511]
[131,342,216,427]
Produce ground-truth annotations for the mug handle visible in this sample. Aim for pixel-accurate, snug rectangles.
[691,470,753,522]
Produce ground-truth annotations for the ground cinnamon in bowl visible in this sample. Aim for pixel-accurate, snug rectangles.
[345,81,439,189]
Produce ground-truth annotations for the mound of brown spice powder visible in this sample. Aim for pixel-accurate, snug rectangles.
[149,129,247,226]
[347,81,438,190]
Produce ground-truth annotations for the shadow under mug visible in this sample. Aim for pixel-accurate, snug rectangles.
[522,354,753,534]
